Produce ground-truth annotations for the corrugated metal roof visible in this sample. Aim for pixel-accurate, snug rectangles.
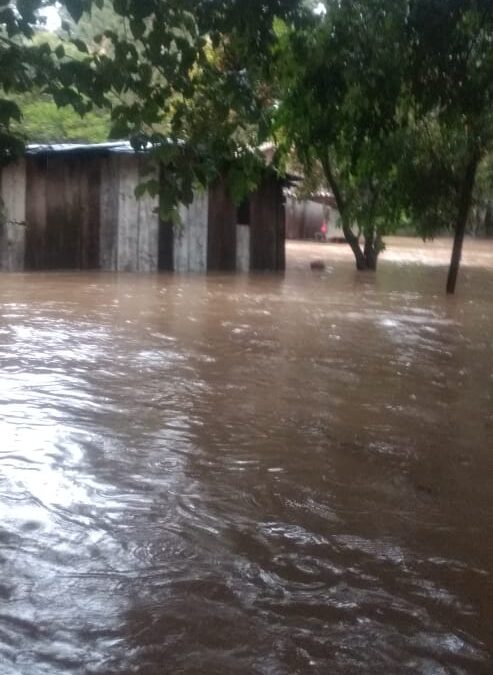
[26,141,137,156]
[284,186,337,207]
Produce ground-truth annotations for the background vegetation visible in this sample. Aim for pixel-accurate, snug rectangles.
[1,0,492,291]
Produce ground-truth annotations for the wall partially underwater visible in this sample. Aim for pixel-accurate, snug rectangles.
[0,144,284,274]
[0,160,27,272]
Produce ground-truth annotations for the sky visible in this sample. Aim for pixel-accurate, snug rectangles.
[40,5,61,31]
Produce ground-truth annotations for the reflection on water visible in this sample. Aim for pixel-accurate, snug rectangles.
[1,238,492,674]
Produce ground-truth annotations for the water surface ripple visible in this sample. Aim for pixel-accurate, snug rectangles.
[1,240,492,674]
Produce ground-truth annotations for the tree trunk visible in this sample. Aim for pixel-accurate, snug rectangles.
[321,154,367,270]
[364,237,378,270]
[346,225,367,269]
[362,224,382,270]
[484,204,493,237]
[446,152,480,294]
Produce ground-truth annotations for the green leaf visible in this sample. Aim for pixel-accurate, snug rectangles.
[134,183,148,199]
[0,99,22,125]
[71,39,89,53]
[130,18,146,40]
[113,0,128,16]
[17,0,38,23]
[65,0,85,23]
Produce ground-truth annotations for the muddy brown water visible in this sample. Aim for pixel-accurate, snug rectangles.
[1,237,492,675]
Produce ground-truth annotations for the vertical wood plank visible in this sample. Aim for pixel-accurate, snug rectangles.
[100,155,120,271]
[117,155,139,271]
[0,160,26,271]
[136,157,159,272]
[85,156,102,269]
[250,172,285,271]
[236,224,250,272]
[174,191,209,272]
[25,156,47,270]
[207,177,237,271]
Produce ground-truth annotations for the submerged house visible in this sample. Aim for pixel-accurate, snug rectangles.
[285,188,340,241]
[0,142,285,273]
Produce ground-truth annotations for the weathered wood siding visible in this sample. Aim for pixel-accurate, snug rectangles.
[4,147,286,274]
[24,151,159,272]
[25,156,46,270]
[113,155,159,272]
[236,224,250,272]
[250,173,285,271]
[0,160,26,271]
[158,217,174,271]
[174,191,209,272]
[99,155,120,271]
[207,178,237,271]
[157,164,174,271]
[25,154,101,270]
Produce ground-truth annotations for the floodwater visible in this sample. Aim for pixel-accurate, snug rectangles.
[0,237,492,675]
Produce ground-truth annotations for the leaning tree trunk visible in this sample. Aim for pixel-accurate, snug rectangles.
[446,152,480,295]
[321,155,367,269]
[344,221,367,269]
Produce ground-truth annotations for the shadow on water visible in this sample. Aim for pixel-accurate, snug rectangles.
[0,239,492,674]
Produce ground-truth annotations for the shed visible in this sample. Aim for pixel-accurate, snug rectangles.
[284,187,341,241]
[0,142,286,273]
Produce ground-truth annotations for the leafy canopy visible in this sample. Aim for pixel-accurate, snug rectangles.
[274,0,409,269]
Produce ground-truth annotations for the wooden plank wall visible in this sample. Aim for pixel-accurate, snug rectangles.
[207,177,237,271]
[250,172,285,271]
[116,154,159,272]
[0,160,26,271]
[100,154,159,272]
[25,156,47,270]
[133,157,159,272]
[157,164,174,271]
[25,153,101,270]
[236,225,250,271]
[99,155,120,271]
[174,192,209,272]
[21,153,285,273]
[158,218,174,271]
